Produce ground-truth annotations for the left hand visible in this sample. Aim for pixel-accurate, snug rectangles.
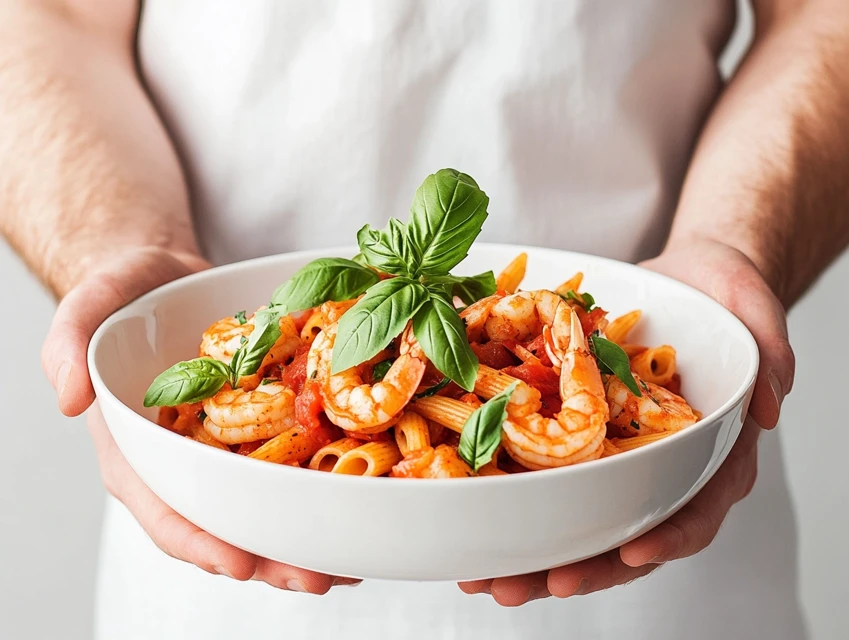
[458,237,795,606]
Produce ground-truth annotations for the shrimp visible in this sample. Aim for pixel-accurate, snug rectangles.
[606,374,697,438]
[390,445,475,478]
[200,310,302,388]
[477,305,608,469]
[483,290,565,342]
[202,382,297,444]
[460,292,504,342]
[307,322,427,432]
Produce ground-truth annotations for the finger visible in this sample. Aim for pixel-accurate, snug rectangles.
[42,249,206,416]
[88,407,338,593]
[548,550,659,598]
[253,559,337,595]
[711,265,795,429]
[620,418,760,567]
[458,579,492,595]
[489,572,548,607]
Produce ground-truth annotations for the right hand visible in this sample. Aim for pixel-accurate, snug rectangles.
[42,246,358,593]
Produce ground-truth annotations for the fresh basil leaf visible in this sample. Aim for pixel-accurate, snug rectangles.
[352,253,368,265]
[412,293,479,392]
[231,308,282,382]
[357,218,418,276]
[371,359,394,382]
[407,169,489,275]
[424,271,496,305]
[458,381,518,471]
[415,377,450,398]
[270,258,379,312]
[332,278,429,373]
[563,290,596,311]
[590,335,642,397]
[235,310,247,325]
[143,358,230,407]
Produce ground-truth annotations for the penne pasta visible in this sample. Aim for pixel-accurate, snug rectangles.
[601,438,620,458]
[411,396,475,433]
[299,310,326,345]
[332,441,403,476]
[605,310,642,345]
[248,427,318,464]
[394,413,431,456]
[554,271,583,296]
[611,432,672,452]
[620,343,648,359]
[186,423,230,451]
[308,437,362,472]
[630,345,676,386]
[496,252,528,293]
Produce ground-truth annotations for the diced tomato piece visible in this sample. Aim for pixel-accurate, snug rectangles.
[235,440,266,455]
[539,395,561,419]
[308,414,342,449]
[458,393,483,409]
[279,346,310,394]
[502,362,560,397]
[471,341,517,370]
[574,306,608,337]
[522,335,553,367]
[295,380,324,431]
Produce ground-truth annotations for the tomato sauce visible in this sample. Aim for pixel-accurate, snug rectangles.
[471,341,517,370]
[501,362,560,398]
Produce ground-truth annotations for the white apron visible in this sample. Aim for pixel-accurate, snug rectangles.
[96,2,808,637]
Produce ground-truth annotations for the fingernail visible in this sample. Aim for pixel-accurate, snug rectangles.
[646,554,664,565]
[767,370,784,408]
[333,578,362,587]
[56,361,72,399]
[213,564,234,579]
[286,579,307,592]
[573,578,589,596]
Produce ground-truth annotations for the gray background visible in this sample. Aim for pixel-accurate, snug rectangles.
[1,3,847,639]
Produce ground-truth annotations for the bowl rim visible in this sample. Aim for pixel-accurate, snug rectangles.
[88,243,759,488]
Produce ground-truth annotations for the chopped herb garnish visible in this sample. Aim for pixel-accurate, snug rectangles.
[309,370,318,380]
[415,377,451,398]
[235,310,247,325]
[260,378,280,385]
[239,335,248,346]
[630,419,640,430]
[563,289,596,311]
[371,359,394,383]
[197,409,207,421]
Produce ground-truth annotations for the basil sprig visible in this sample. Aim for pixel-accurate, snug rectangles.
[422,271,496,306]
[589,335,642,397]
[144,309,287,407]
[271,257,379,313]
[458,381,518,471]
[144,358,231,407]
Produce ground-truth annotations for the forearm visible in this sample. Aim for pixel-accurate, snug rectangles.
[667,0,849,307]
[0,0,199,297]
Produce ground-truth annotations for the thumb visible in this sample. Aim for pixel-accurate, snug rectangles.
[42,248,210,416]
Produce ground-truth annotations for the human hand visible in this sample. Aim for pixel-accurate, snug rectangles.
[458,237,794,606]
[42,246,358,593]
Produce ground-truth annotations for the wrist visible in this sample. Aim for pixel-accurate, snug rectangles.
[663,226,789,307]
[44,231,206,298]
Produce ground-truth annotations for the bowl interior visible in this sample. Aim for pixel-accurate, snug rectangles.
[93,244,757,444]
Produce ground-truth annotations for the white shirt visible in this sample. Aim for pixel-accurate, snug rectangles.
[95,1,808,638]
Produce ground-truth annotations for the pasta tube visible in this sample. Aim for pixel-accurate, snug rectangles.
[610,432,672,452]
[554,271,584,295]
[605,310,642,345]
[248,427,318,464]
[410,396,475,433]
[630,345,676,386]
[496,252,528,293]
[394,413,431,456]
[332,441,403,476]
[308,437,362,472]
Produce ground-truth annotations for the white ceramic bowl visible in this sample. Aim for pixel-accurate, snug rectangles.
[88,244,758,581]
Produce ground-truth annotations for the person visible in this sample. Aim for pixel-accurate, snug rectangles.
[2,0,848,638]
